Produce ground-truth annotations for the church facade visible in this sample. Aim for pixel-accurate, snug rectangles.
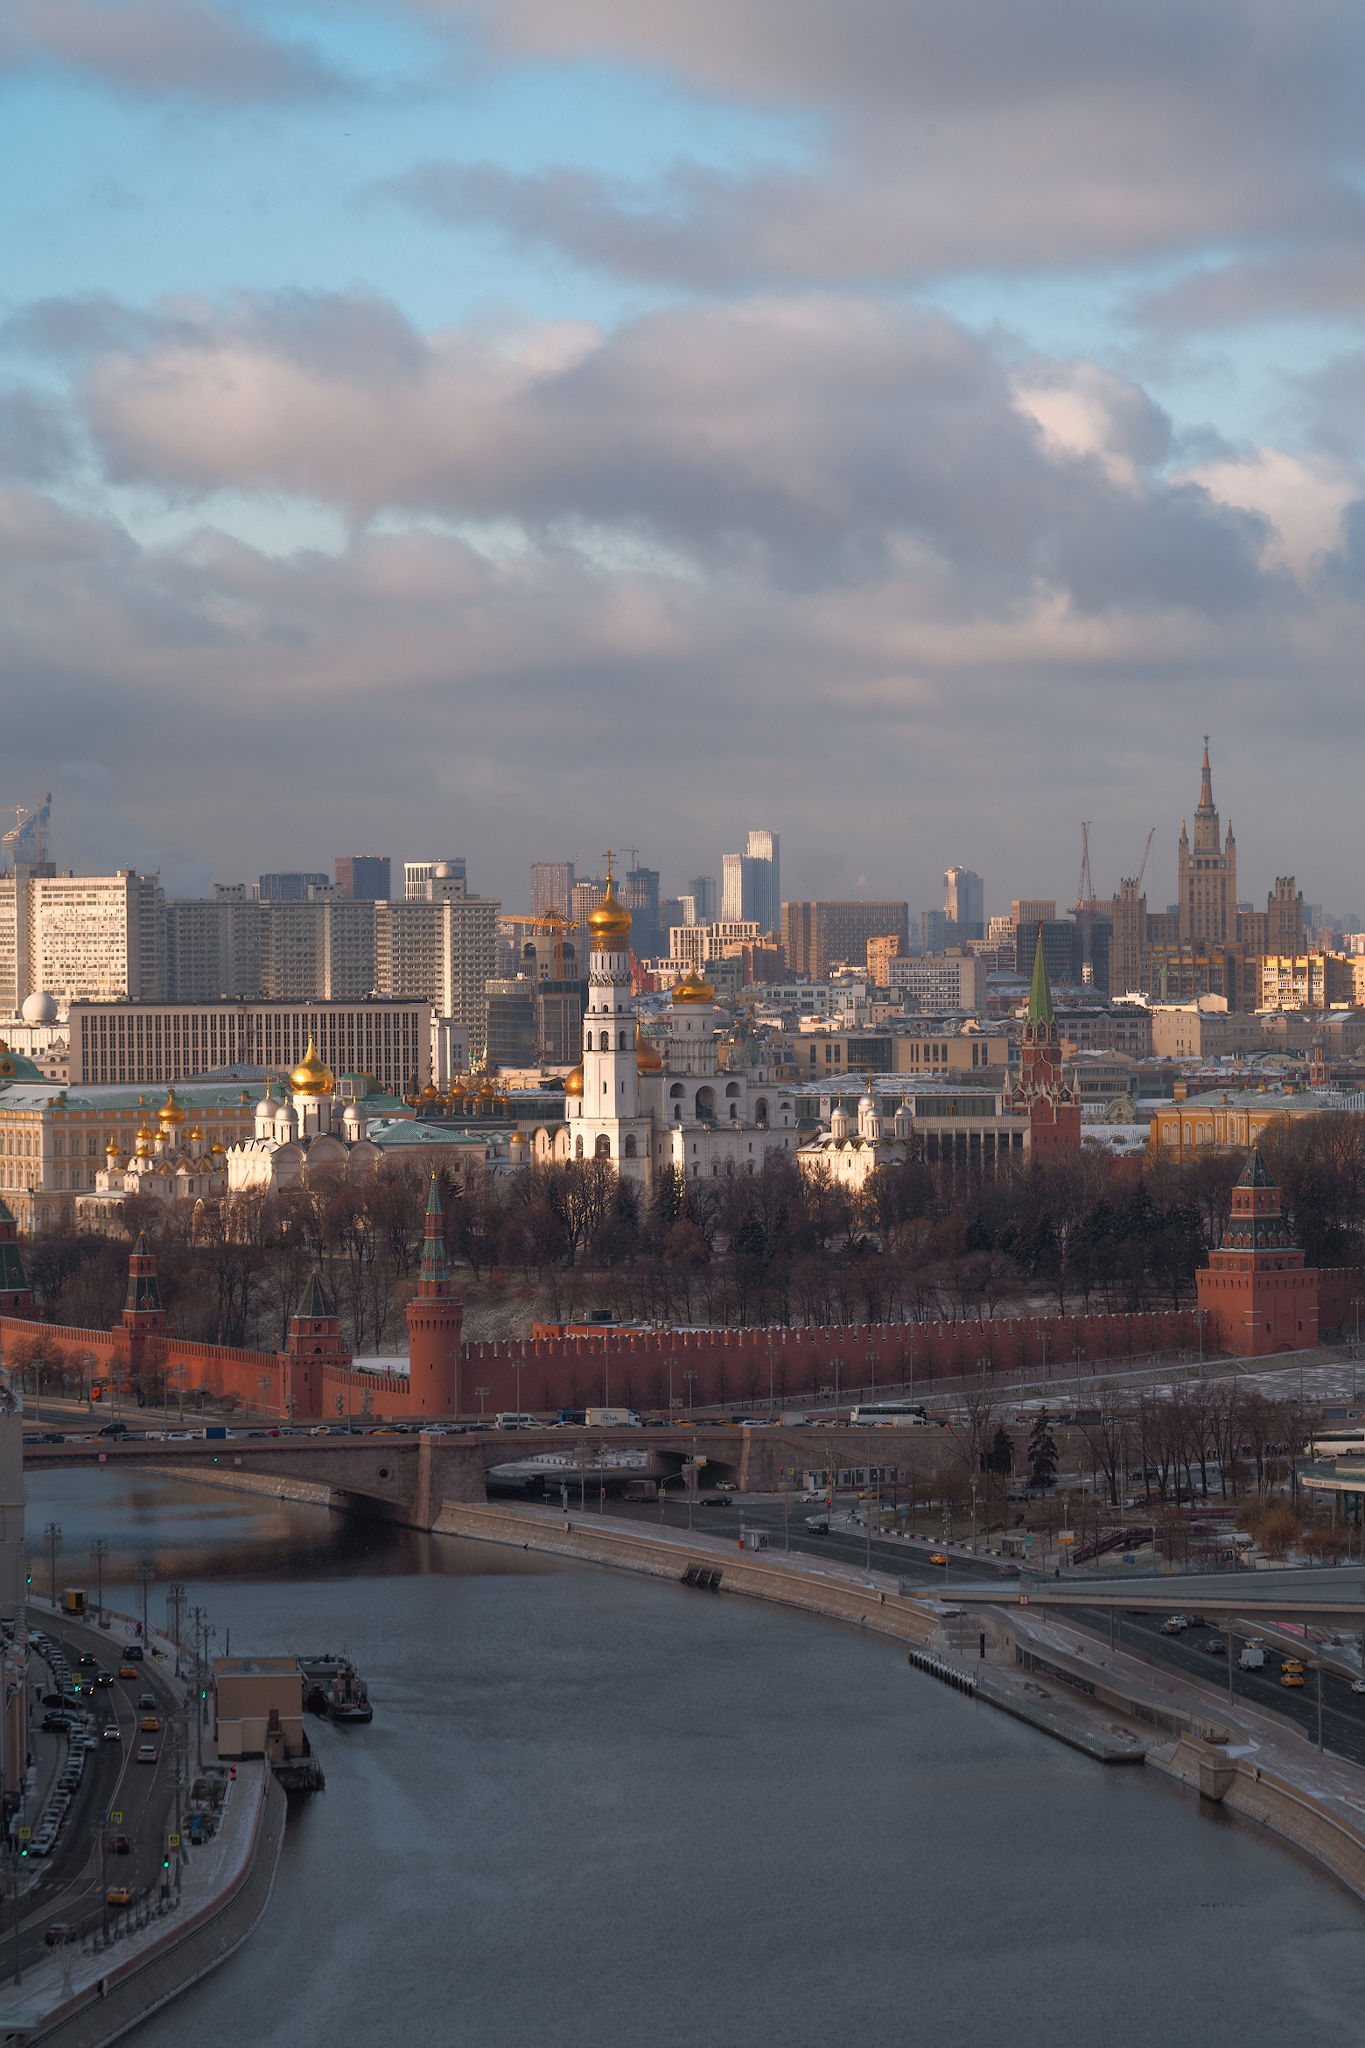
[531,869,798,1190]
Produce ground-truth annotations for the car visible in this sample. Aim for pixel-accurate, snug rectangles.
[96,1421,130,1437]
[1351,1679,1365,1696]
[136,1693,156,1710]
[105,1886,133,1907]
[94,1671,113,1687]
[1203,1638,1227,1656]
[1186,1614,1208,1629]
[799,1491,826,1503]
[101,1725,121,1742]
[929,1552,949,1566]
[77,1654,96,1669]
[1281,1671,1305,1688]
[121,1644,144,1661]
[1160,1616,1189,1635]
[32,1432,66,1444]
[118,1665,138,1680]
[41,1713,75,1732]
[804,1516,831,1533]
[697,1494,728,1506]
[139,1716,160,1732]
[135,1743,157,1764]
[714,1480,738,1492]
[43,1926,76,1947]
[1281,1657,1304,1673]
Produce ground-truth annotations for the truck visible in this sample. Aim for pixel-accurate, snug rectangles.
[202,1426,230,1440]
[1238,1644,1265,1671]
[584,1408,640,1428]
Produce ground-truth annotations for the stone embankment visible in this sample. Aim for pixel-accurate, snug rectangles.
[440,1499,1365,1914]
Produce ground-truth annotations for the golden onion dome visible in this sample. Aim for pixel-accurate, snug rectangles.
[587,878,632,949]
[672,966,715,1005]
[105,1134,120,1156]
[210,1141,227,1156]
[158,1087,185,1126]
[136,1119,155,1141]
[563,1064,584,1098]
[636,1022,664,1073]
[289,1037,335,1096]
[188,1124,204,1145]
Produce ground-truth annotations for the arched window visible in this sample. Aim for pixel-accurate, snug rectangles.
[669,1083,685,1098]
[619,1030,629,1050]
[725,1081,741,1096]
[574,1135,584,1159]
[754,1097,769,1127]
[595,1134,611,1159]
[624,1135,637,1157]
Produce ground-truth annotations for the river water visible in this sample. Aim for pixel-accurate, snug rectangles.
[24,1468,1365,2048]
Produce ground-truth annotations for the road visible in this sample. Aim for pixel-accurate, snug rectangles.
[8,1623,188,1973]
[605,1494,1365,1766]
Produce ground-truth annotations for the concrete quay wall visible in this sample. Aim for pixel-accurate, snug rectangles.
[27,1770,286,2048]
[1154,1740,1365,1906]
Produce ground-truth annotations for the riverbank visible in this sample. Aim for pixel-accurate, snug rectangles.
[438,1497,1365,1917]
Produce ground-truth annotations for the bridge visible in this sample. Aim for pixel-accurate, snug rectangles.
[948,1565,1365,1626]
[22,1425,908,1529]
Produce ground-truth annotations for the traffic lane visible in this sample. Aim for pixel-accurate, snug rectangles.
[605,1496,1002,1587]
[1070,1610,1365,1768]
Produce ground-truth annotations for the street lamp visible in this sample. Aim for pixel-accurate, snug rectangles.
[90,1537,108,1629]
[42,1522,61,1609]
[683,1369,697,1414]
[135,1560,156,1642]
[476,1385,490,1420]
[168,1363,186,1428]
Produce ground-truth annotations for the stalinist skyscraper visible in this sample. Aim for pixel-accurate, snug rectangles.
[1177,737,1238,944]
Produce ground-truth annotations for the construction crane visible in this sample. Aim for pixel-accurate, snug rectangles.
[1074,822,1095,986]
[1,793,51,873]
[1134,826,1155,894]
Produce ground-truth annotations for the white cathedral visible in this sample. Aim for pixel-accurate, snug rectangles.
[531,870,797,1189]
[226,1041,380,1193]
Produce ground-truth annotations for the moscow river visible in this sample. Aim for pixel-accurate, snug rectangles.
[24,1468,1365,2048]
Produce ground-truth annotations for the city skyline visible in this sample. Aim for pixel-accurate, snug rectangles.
[6,6,1365,903]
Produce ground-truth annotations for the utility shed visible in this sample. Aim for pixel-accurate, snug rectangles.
[213,1655,306,1760]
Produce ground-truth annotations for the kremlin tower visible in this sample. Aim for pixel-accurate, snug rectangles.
[1196,1149,1319,1356]
[1011,926,1081,1158]
[404,1177,464,1415]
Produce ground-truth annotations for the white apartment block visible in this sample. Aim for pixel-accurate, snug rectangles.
[668,921,762,969]
[888,953,985,1012]
[0,868,165,1010]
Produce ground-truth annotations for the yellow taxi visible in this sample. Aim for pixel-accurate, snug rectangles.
[139,1716,160,1733]
[105,1886,134,1907]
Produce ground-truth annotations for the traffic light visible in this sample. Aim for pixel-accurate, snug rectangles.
[162,1853,170,1870]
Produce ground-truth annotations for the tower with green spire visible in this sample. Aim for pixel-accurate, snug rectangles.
[281,1269,350,1421]
[406,1176,463,1416]
[1011,926,1081,1158]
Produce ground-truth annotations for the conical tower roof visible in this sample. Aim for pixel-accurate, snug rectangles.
[1028,924,1054,1027]
[296,1272,337,1320]
[1235,1145,1275,1189]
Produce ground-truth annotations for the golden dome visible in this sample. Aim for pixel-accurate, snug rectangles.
[672,966,715,1005]
[289,1038,335,1096]
[104,1133,120,1155]
[636,1022,664,1073]
[188,1124,204,1145]
[210,1141,226,1156]
[587,877,632,949]
[158,1087,185,1126]
[563,1064,584,1098]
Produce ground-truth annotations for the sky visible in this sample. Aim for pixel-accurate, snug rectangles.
[3,0,1365,916]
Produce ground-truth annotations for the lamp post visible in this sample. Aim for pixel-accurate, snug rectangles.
[90,1537,108,1628]
[135,1560,155,1642]
[257,1372,273,1426]
[43,1522,61,1609]
[476,1386,490,1420]
[168,1364,186,1428]
[683,1369,697,1415]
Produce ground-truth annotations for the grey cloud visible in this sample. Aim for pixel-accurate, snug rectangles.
[70,288,1278,614]
[0,0,346,102]
[0,389,73,483]
[1139,237,1365,328]
[390,1,1365,284]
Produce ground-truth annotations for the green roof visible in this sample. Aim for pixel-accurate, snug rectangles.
[1028,926,1054,1028]
[367,1120,488,1148]
[297,1273,337,1319]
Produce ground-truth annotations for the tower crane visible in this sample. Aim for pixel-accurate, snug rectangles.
[1074,822,1095,986]
[1135,826,1155,894]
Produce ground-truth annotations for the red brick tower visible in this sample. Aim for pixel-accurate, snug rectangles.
[279,1273,350,1422]
[405,1178,463,1417]
[1011,926,1081,1158]
[1196,1148,1318,1356]
[121,1232,165,1337]
[0,1199,30,1314]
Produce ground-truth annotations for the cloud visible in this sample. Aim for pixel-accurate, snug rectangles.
[0,388,73,483]
[1138,238,1365,328]
[60,285,1281,613]
[0,0,346,102]
[385,0,1365,285]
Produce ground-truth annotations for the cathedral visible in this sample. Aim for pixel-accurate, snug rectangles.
[226,1040,381,1193]
[531,868,798,1189]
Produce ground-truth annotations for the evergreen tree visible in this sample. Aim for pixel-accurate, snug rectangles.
[1027,1416,1058,1491]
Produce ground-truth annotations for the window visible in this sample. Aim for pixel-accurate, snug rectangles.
[595,1135,611,1159]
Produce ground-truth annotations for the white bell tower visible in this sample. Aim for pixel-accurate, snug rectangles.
[581,856,639,1125]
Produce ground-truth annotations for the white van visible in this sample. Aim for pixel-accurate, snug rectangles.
[493,1413,541,1431]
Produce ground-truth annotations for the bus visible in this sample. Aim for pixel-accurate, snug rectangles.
[1306,1429,1365,1459]
[849,1402,934,1428]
